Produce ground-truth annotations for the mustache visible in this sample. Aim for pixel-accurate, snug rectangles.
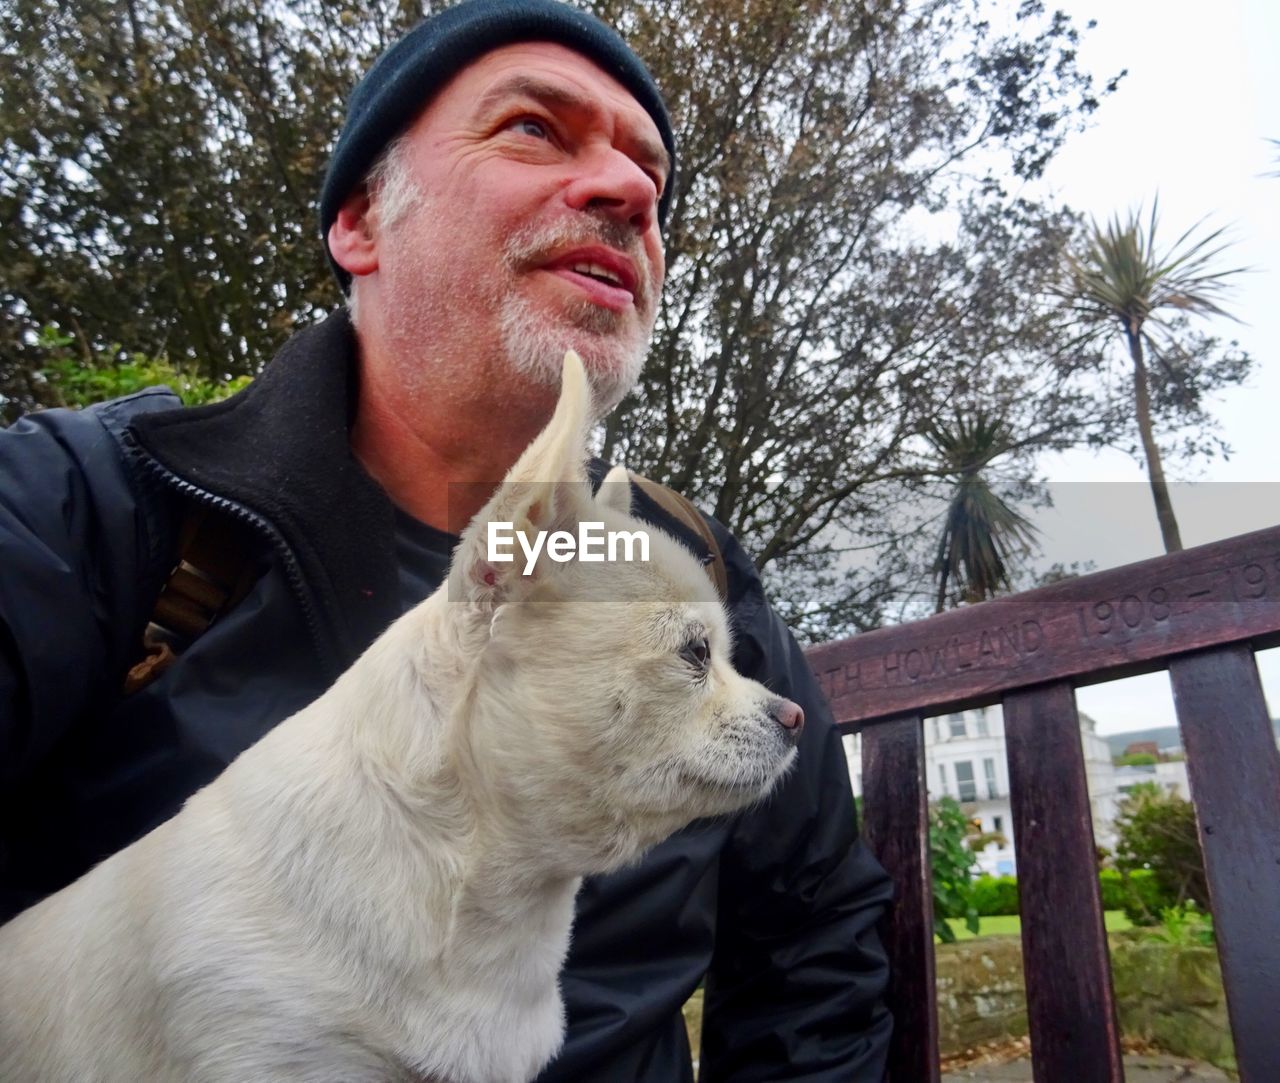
[503,213,653,307]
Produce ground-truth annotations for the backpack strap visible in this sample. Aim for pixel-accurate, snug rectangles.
[626,472,729,602]
[123,503,258,694]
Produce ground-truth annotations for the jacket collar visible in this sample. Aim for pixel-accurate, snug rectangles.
[129,310,400,672]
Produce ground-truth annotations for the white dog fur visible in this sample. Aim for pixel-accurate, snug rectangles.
[0,352,802,1082]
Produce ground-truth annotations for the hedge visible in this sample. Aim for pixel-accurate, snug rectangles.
[970,875,1020,916]
[970,870,1172,921]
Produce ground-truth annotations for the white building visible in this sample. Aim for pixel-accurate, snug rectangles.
[1114,758,1190,799]
[844,705,1122,876]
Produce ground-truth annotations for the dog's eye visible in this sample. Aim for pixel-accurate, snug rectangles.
[679,636,710,670]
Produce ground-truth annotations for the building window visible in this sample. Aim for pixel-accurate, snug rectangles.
[983,757,998,799]
[955,760,977,802]
[948,712,967,739]
[934,718,943,743]
[993,815,1004,835]
[976,709,990,737]
[938,763,948,795]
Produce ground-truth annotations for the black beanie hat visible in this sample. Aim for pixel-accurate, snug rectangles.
[319,0,675,292]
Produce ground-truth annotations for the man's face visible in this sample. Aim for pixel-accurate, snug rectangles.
[365,42,669,415]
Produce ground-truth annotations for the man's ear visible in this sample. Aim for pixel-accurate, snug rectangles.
[596,464,633,516]
[450,352,595,614]
[327,186,379,278]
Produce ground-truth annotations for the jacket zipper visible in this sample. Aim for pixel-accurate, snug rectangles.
[124,430,338,673]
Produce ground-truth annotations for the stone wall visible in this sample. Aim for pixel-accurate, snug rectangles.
[681,937,1234,1072]
[936,937,1029,1052]
[936,935,1236,1073]
[1110,938,1236,1071]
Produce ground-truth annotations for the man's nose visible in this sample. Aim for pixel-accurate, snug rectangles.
[562,147,659,235]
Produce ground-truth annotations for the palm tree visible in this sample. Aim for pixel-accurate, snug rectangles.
[1063,200,1247,552]
[928,410,1039,613]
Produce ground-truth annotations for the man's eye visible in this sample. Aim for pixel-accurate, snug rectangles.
[679,637,710,670]
[510,117,551,140]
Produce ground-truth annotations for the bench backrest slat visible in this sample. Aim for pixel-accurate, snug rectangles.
[1169,644,1280,1080]
[1004,681,1123,1081]
[860,714,940,1082]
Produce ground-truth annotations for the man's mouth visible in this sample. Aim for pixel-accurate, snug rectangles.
[540,247,641,313]
[569,261,625,288]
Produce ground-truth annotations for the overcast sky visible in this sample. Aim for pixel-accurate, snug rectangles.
[1009,0,1279,733]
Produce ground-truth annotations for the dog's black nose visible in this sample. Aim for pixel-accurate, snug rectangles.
[771,698,805,742]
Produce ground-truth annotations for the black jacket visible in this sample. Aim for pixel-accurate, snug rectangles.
[0,311,892,1081]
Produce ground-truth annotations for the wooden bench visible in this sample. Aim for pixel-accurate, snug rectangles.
[804,524,1280,1082]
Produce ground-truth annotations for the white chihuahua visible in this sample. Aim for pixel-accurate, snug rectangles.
[0,352,803,1082]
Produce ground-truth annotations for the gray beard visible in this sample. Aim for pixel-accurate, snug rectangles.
[496,216,653,416]
[498,291,645,417]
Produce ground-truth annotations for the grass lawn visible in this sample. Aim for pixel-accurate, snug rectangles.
[940,911,1133,941]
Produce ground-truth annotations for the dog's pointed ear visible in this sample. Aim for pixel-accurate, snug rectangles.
[450,351,594,611]
[596,464,633,516]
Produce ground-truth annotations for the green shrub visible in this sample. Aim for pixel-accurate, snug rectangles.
[970,875,1020,916]
[1142,901,1214,947]
[929,797,980,943]
[1100,867,1175,925]
[1113,783,1207,923]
